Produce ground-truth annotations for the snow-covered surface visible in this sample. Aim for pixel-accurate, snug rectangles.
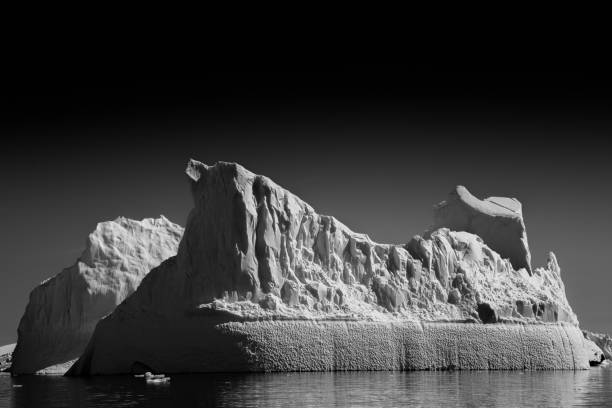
[68,160,597,374]
[0,343,14,372]
[0,344,15,356]
[116,161,574,324]
[11,216,183,375]
[585,331,612,360]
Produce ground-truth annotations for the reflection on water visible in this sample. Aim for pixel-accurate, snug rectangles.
[2,367,611,407]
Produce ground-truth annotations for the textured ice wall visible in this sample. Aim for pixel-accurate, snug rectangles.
[11,216,183,374]
[68,317,599,375]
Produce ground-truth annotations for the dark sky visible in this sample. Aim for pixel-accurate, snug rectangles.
[1,68,611,345]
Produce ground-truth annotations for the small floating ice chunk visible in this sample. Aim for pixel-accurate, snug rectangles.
[144,371,166,379]
[146,377,171,384]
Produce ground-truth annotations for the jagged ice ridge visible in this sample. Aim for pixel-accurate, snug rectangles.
[66,160,602,374]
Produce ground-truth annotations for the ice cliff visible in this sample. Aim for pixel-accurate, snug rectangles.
[433,186,532,274]
[0,344,14,372]
[585,331,612,361]
[11,216,183,374]
[66,160,602,374]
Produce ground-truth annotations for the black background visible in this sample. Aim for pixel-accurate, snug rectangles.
[1,67,611,344]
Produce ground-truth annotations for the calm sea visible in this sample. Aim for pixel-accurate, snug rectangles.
[2,367,611,407]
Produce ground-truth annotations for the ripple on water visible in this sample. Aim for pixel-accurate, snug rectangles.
[2,367,612,408]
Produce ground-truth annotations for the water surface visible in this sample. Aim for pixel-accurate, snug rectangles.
[2,367,611,407]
